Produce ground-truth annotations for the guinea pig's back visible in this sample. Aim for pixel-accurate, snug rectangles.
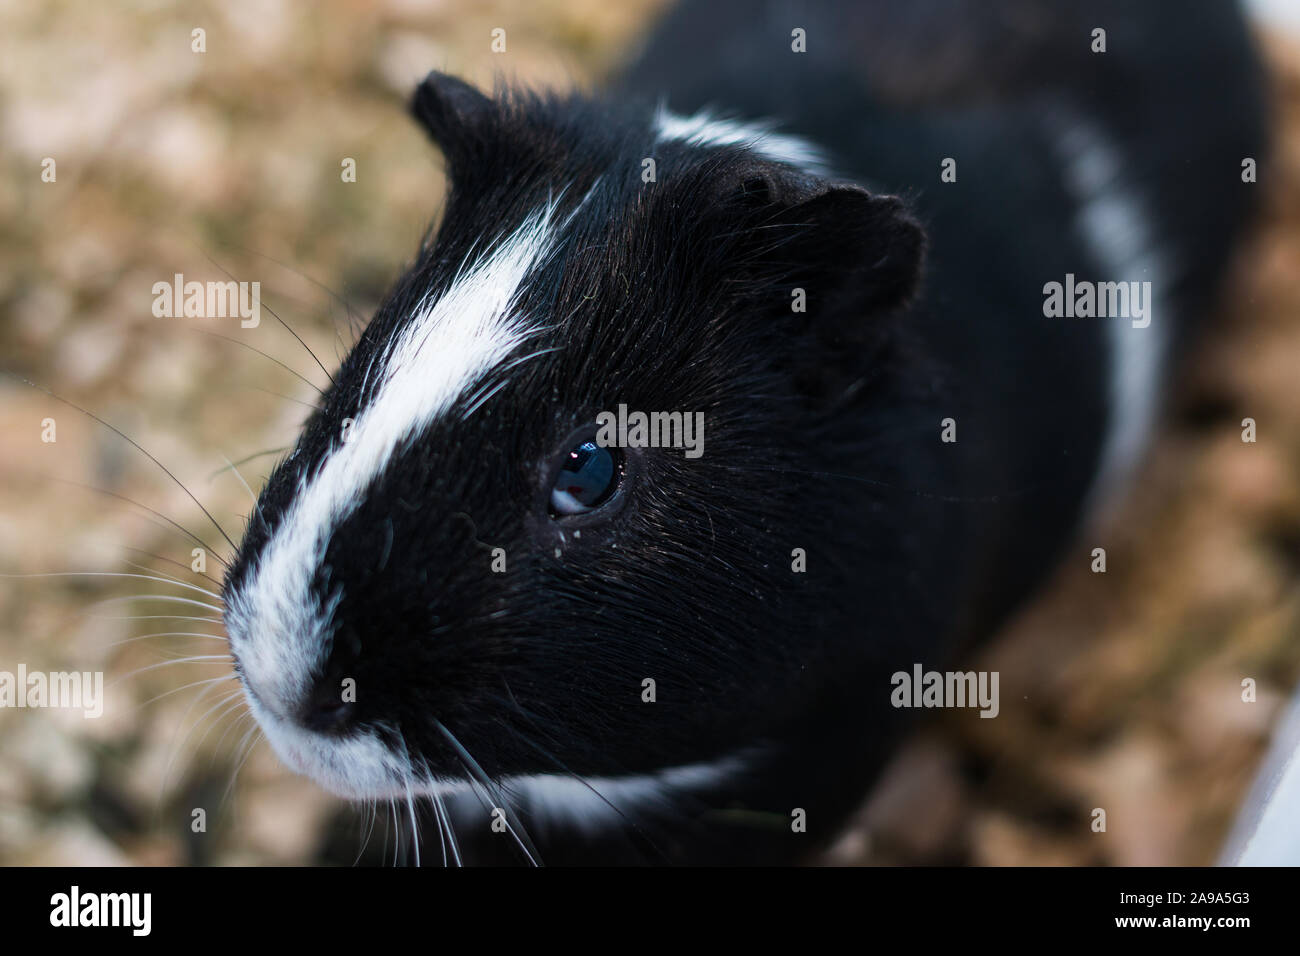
[619,0,1268,641]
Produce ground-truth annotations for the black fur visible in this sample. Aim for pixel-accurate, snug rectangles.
[224,0,1267,864]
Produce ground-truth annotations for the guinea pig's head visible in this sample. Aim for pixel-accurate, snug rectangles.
[222,73,924,801]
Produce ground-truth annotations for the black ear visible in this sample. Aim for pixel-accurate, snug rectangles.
[410,71,497,169]
[701,162,925,406]
[717,163,925,318]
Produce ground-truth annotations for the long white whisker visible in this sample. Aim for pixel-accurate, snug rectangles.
[434,718,541,866]
[430,791,448,867]
[183,693,249,770]
[109,654,232,687]
[136,674,237,710]
[219,453,267,536]
[219,720,262,812]
[159,680,245,796]
[406,789,421,868]
[389,802,399,868]
[394,728,422,868]
[90,594,225,614]
[121,545,223,588]
[0,571,223,601]
[355,799,378,866]
[109,631,228,647]
[159,687,245,800]
[432,790,461,867]
[121,559,193,589]
[92,613,225,625]
[211,704,255,764]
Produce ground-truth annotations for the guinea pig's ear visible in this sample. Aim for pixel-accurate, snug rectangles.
[720,164,925,318]
[410,71,497,171]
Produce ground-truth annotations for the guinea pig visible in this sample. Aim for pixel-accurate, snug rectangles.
[221,0,1267,864]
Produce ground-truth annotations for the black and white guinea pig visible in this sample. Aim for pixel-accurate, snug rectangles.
[222,0,1267,864]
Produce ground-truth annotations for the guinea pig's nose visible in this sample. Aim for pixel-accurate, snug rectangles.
[298,625,362,733]
[300,679,354,734]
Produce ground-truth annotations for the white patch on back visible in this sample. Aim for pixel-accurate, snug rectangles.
[506,754,750,834]
[1051,114,1169,516]
[1221,683,1300,865]
[227,203,562,752]
[417,751,752,837]
[654,104,828,174]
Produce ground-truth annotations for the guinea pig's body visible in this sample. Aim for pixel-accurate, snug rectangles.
[222,0,1266,864]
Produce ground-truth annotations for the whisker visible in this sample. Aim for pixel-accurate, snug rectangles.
[198,251,338,389]
[207,447,290,481]
[202,239,365,344]
[218,454,260,510]
[432,790,461,867]
[0,571,223,602]
[185,327,324,396]
[211,708,256,782]
[405,789,421,868]
[177,692,247,771]
[355,799,379,866]
[507,720,662,860]
[429,790,448,868]
[93,613,224,625]
[454,770,515,863]
[434,718,541,866]
[389,802,399,868]
[122,559,192,588]
[91,594,225,614]
[136,674,237,710]
[160,682,244,794]
[251,385,323,413]
[34,474,231,570]
[4,373,238,553]
[158,689,245,802]
[493,681,664,860]
[108,630,228,648]
[121,546,224,588]
[150,680,241,809]
[220,722,263,812]
[211,705,254,758]
[394,728,422,868]
[109,654,232,688]
[219,453,269,536]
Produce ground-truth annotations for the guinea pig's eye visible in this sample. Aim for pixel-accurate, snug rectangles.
[549,440,622,516]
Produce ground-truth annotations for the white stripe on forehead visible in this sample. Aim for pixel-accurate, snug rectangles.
[653,104,827,174]
[229,203,560,713]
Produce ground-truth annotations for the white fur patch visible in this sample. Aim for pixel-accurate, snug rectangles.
[1051,114,1169,514]
[226,204,562,765]
[505,754,749,833]
[417,752,750,837]
[654,105,827,174]
[244,696,415,800]
[1222,685,1300,864]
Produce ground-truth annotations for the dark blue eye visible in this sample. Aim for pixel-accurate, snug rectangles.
[550,440,619,516]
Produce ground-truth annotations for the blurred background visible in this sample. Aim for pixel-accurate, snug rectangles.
[1,0,1298,865]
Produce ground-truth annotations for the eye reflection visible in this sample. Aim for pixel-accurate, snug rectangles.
[549,440,619,516]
